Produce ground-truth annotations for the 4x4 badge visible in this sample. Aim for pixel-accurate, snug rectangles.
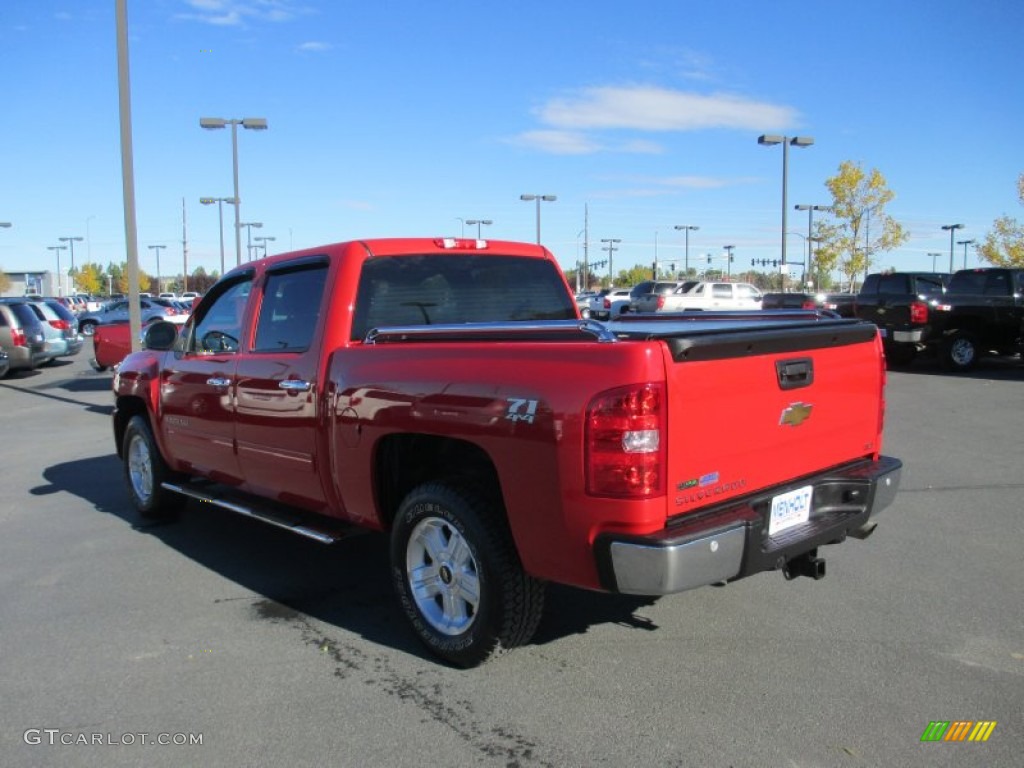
[780,402,813,427]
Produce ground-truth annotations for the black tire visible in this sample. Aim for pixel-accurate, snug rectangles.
[390,482,546,667]
[121,415,185,520]
[940,330,978,372]
[80,320,97,336]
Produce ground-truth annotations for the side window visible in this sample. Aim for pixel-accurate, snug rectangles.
[191,279,253,354]
[253,265,327,352]
[735,284,759,299]
[712,284,732,299]
[860,275,879,295]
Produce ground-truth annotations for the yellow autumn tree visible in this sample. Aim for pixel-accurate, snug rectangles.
[977,173,1024,267]
[814,161,908,291]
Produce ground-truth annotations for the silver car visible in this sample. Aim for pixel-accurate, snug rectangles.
[77,297,187,336]
[27,300,84,362]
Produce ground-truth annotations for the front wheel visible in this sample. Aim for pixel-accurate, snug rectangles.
[941,330,978,372]
[80,320,97,336]
[390,482,546,667]
[122,415,185,520]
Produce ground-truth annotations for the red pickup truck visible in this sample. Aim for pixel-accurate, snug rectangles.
[112,237,901,666]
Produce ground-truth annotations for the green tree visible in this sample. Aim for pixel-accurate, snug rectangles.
[816,161,909,291]
[977,173,1024,267]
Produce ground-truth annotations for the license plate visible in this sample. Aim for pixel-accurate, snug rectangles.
[768,485,813,536]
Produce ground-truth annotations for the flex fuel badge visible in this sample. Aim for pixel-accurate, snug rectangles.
[675,471,746,506]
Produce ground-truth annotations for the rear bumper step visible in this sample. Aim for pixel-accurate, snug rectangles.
[162,481,360,544]
[595,455,901,595]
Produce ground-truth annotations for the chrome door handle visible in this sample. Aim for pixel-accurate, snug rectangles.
[279,380,312,392]
[207,377,231,388]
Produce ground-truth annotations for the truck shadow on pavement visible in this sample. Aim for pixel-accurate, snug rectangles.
[888,354,1024,381]
[36,454,663,663]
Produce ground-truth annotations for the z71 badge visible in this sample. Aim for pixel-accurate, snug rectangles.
[505,397,539,424]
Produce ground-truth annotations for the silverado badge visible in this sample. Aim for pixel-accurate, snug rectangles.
[779,402,813,427]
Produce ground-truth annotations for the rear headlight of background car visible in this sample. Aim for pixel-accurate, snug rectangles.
[585,382,666,498]
[11,328,27,347]
[49,319,70,330]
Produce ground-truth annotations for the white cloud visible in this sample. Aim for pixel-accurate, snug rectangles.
[177,0,307,27]
[296,41,331,52]
[510,130,603,155]
[513,83,800,156]
[539,85,798,132]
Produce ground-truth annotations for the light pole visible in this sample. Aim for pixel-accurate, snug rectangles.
[59,235,84,294]
[941,224,964,273]
[200,196,236,275]
[254,235,276,258]
[148,244,165,294]
[723,245,735,277]
[759,135,814,289]
[956,239,975,270]
[465,219,492,238]
[240,222,263,261]
[200,116,268,267]
[795,204,830,289]
[673,225,699,275]
[928,252,942,272]
[520,194,556,244]
[600,238,621,281]
[47,245,67,296]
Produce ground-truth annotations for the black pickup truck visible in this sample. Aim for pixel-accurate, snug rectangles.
[923,267,1024,371]
[854,272,950,366]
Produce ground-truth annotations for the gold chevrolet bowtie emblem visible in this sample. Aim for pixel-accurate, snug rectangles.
[780,402,813,427]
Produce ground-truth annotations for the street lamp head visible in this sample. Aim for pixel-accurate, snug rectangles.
[241,118,268,130]
[240,222,263,229]
[200,198,216,205]
[0,222,11,228]
[200,117,226,130]
[758,134,784,146]
[941,223,964,231]
[59,236,84,243]
[674,225,699,232]
[790,136,815,147]
[520,194,534,201]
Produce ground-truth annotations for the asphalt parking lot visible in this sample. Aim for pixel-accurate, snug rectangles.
[1,351,1021,767]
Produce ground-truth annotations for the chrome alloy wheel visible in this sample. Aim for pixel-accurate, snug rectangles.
[126,432,154,505]
[949,337,975,367]
[405,517,481,636]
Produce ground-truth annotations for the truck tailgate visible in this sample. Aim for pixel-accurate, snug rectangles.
[660,320,882,515]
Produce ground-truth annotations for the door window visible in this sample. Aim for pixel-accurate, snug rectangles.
[253,265,328,352]
[190,279,252,354]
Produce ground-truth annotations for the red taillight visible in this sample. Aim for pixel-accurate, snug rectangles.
[586,383,666,498]
[909,300,928,325]
[801,299,816,310]
[603,298,611,309]
[656,295,666,310]
[12,328,27,347]
[49,319,70,330]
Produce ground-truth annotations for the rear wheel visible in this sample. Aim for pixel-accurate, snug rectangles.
[80,320,97,336]
[390,482,546,667]
[122,415,185,520]
[941,330,978,372]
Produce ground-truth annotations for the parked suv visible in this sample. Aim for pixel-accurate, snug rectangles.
[854,272,950,365]
[630,280,698,313]
[25,300,84,362]
[0,299,49,375]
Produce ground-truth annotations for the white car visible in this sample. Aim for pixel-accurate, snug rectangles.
[659,281,763,311]
[592,288,632,320]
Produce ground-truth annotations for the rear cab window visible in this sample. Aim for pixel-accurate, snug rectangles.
[350,253,575,340]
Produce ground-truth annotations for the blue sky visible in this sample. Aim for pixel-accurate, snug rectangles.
[2,0,1022,284]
